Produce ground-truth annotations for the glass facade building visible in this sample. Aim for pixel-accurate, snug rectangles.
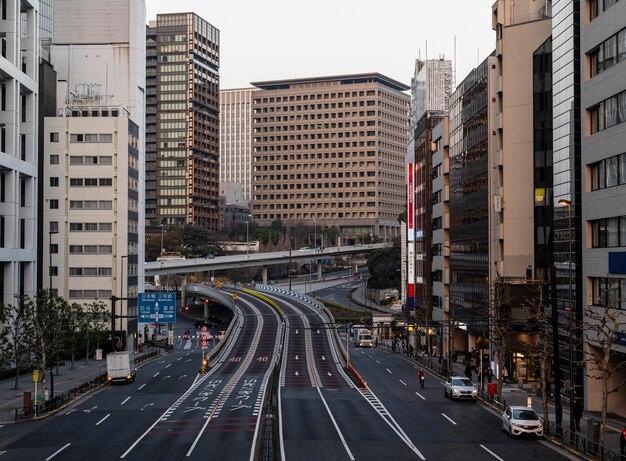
[448,58,491,334]
[551,0,583,403]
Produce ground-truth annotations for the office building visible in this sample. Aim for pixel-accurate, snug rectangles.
[0,0,39,305]
[581,0,626,417]
[43,0,146,344]
[145,13,221,230]
[220,88,258,206]
[250,73,410,241]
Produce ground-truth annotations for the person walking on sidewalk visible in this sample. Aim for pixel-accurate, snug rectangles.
[464,363,473,381]
[573,400,583,431]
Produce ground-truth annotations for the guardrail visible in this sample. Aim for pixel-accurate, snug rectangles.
[14,350,159,422]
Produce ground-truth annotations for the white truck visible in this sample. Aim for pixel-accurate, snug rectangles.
[353,328,373,348]
[106,351,136,383]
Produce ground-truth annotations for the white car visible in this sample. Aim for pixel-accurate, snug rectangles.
[444,376,478,401]
[501,406,544,437]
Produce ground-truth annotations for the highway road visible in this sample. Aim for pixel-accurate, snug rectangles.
[261,290,423,461]
[0,284,576,461]
[347,344,575,461]
[0,290,280,461]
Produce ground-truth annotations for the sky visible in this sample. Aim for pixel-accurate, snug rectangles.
[145,0,497,90]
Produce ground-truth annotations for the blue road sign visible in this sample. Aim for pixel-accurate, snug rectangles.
[138,292,177,322]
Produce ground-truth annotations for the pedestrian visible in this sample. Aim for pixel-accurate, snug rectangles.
[573,400,583,431]
[432,345,438,358]
[464,364,473,381]
[619,426,626,456]
[409,344,414,358]
[487,367,493,384]
[502,366,509,384]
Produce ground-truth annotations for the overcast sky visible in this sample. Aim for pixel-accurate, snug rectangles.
[146,0,496,90]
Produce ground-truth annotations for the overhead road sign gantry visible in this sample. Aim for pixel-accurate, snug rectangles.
[138,292,177,322]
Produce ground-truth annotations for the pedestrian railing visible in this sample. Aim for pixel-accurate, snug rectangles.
[542,422,622,460]
[14,350,160,422]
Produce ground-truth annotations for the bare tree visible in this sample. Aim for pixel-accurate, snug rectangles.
[519,278,553,432]
[581,276,626,449]
[83,301,110,364]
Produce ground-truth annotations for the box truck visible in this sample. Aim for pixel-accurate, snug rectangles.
[106,351,136,383]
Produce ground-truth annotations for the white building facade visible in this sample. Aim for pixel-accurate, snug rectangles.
[0,0,39,305]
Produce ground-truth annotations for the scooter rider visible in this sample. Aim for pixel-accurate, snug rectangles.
[418,369,426,388]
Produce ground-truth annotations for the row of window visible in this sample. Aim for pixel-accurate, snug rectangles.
[69,178,113,187]
[590,152,626,190]
[70,156,113,165]
[589,0,620,21]
[69,290,112,299]
[591,216,626,247]
[69,133,113,143]
[69,222,113,232]
[591,276,626,308]
[254,90,377,105]
[589,27,626,77]
[69,200,113,210]
[69,245,112,254]
[69,267,112,276]
[589,90,626,134]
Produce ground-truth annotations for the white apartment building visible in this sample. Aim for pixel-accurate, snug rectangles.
[219,88,259,206]
[0,0,39,305]
[41,0,145,347]
[44,93,140,337]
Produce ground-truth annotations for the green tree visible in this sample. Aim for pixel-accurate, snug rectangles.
[0,296,34,389]
[83,301,110,364]
[60,302,84,370]
[366,243,401,289]
[182,225,221,258]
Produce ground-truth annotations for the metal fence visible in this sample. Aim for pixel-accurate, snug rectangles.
[15,350,159,422]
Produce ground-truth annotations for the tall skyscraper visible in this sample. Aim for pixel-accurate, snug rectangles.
[0,0,40,305]
[250,73,410,241]
[145,13,221,230]
[408,58,453,139]
[219,88,259,206]
[44,0,146,344]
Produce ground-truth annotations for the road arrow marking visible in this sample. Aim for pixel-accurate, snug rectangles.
[322,355,326,361]
[178,374,187,380]
[141,403,154,411]
[185,359,192,363]
[83,405,98,413]
[327,372,332,377]
[230,404,251,412]
[161,375,171,380]
[295,355,299,360]
[295,371,299,376]
[295,329,299,334]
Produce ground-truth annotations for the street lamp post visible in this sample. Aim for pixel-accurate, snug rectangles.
[558,198,575,435]
[48,230,58,293]
[119,255,127,351]
[246,215,251,261]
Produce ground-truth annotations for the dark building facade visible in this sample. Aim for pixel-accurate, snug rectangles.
[145,13,221,230]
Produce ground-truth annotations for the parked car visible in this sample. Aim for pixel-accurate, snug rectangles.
[298,246,310,251]
[444,376,478,401]
[501,406,543,438]
[205,254,215,259]
[194,319,217,329]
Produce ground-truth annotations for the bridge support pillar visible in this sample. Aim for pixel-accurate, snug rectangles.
[262,265,268,284]
[316,260,322,281]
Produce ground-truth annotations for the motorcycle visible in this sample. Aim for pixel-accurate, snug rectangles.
[419,373,425,389]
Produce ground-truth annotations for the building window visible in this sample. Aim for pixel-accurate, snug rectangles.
[591,152,626,190]
[50,177,59,187]
[49,132,59,142]
[591,276,625,308]
[589,91,626,134]
[590,215,626,247]
[50,199,59,209]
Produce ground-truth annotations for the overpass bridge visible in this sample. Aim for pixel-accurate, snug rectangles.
[145,243,388,284]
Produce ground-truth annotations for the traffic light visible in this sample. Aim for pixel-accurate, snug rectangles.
[184,305,189,311]
[200,357,208,374]
[204,298,209,303]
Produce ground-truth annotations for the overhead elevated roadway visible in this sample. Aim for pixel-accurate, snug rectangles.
[145,243,389,283]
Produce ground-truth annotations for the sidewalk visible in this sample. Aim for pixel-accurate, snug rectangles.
[398,348,626,457]
[0,349,163,424]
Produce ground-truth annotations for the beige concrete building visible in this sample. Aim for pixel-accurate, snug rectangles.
[250,73,410,241]
[490,0,552,283]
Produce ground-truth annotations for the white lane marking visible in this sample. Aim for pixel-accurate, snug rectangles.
[480,445,505,461]
[120,397,131,405]
[165,364,171,369]
[95,414,110,426]
[138,384,146,391]
[375,360,380,364]
[441,413,457,425]
[315,386,355,460]
[45,443,71,460]
[386,368,392,374]
[415,392,425,400]
[399,379,407,386]
[153,372,160,378]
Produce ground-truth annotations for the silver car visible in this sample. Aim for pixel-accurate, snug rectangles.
[501,406,544,437]
[444,376,478,401]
